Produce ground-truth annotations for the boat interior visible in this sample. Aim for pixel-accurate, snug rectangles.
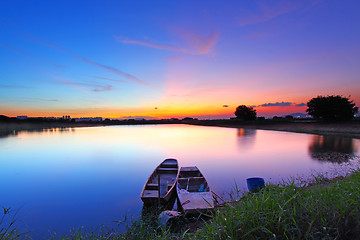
[178,167,209,192]
[143,160,178,197]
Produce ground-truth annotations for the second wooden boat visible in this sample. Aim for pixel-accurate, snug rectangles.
[141,158,179,206]
[176,166,214,214]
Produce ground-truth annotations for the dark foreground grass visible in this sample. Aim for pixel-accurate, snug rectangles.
[2,170,360,239]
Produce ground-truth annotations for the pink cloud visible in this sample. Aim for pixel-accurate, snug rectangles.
[116,29,219,56]
[119,38,190,53]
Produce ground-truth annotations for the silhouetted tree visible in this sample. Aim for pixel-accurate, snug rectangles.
[306,95,358,121]
[235,105,257,121]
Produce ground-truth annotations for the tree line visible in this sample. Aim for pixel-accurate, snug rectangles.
[235,95,358,121]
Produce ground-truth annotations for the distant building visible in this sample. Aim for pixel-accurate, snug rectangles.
[74,117,102,122]
[57,115,71,120]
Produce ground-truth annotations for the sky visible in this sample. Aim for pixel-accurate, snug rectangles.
[1,0,359,119]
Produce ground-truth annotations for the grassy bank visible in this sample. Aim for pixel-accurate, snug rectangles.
[3,169,360,239]
[186,119,360,139]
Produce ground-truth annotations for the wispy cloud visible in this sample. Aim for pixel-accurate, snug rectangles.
[75,56,145,85]
[56,77,114,93]
[23,97,59,102]
[116,29,219,55]
[118,38,190,53]
[88,75,128,83]
[238,1,302,26]
[258,101,306,107]
[26,34,145,85]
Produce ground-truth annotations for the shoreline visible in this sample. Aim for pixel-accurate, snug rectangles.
[186,119,360,139]
[1,119,360,139]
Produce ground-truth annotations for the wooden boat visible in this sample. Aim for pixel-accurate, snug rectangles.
[141,158,179,206]
[176,166,214,214]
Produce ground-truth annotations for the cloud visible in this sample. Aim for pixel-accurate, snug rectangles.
[88,76,128,83]
[118,38,190,53]
[92,84,113,92]
[57,78,113,93]
[116,29,219,55]
[23,97,59,102]
[76,55,145,85]
[238,1,302,26]
[258,102,307,107]
[26,34,144,84]
[258,102,292,107]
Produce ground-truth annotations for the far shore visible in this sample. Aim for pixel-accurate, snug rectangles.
[1,118,360,139]
[187,119,360,139]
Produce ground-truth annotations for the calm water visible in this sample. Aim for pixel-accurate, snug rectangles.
[1,124,359,238]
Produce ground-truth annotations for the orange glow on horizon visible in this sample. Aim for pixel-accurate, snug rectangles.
[1,103,309,119]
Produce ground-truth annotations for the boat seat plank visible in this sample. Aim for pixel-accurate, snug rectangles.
[147,183,158,187]
[143,190,159,198]
[157,168,178,171]
[178,177,205,181]
[180,166,198,172]
[146,183,158,190]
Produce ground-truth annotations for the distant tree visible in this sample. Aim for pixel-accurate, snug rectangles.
[285,115,294,120]
[235,105,257,121]
[306,95,358,121]
[272,116,282,120]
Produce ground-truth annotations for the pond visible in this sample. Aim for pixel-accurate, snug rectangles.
[1,124,359,238]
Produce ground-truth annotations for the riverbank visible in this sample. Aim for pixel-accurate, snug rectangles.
[75,167,360,239]
[186,119,360,139]
[2,119,360,139]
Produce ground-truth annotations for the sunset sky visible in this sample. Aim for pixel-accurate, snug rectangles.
[1,0,359,119]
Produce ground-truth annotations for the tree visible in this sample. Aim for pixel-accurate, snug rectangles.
[235,105,257,121]
[306,95,358,121]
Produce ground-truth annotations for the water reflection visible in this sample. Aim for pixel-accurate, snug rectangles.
[236,128,256,150]
[0,127,75,138]
[0,125,359,239]
[309,135,358,163]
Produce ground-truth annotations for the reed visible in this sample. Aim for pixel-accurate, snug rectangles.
[0,207,29,240]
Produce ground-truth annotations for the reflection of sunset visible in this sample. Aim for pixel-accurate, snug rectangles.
[2,124,360,238]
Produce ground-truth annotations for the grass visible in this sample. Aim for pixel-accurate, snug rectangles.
[2,170,360,239]
[195,170,360,240]
[0,207,29,240]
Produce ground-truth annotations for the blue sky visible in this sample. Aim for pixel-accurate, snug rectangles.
[1,0,359,119]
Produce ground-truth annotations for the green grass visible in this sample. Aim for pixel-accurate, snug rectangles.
[195,170,360,239]
[2,170,360,239]
[0,207,29,240]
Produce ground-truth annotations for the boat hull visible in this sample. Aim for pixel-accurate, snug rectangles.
[141,158,179,207]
